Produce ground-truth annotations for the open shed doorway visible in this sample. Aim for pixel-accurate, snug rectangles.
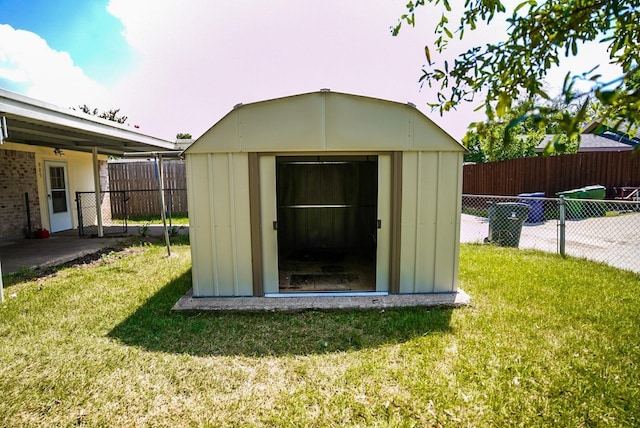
[276,155,378,293]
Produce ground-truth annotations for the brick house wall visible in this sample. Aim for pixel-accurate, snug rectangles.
[0,149,41,239]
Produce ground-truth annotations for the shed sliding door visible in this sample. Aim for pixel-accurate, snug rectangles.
[260,154,390,294]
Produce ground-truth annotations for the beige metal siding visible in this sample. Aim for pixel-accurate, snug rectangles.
[187,110,239,154]
[375,154,391,291]
[399,151,460,293]
[241,95,325,152]
[451,152,464,290]
[187,154,210,296]
[410,114,466,151]
[433,152,461,292]
[187,153,253,297]
[259,155,279,294]
[325,95,409,151]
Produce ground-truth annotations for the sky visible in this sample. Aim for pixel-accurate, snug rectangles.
[0,0,622,142]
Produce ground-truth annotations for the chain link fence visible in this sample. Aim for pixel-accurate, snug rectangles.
[76,191,128,237]
[76,189,188,237]
[461,194,640,274]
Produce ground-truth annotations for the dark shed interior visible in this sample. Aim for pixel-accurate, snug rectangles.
[276,155,378,292]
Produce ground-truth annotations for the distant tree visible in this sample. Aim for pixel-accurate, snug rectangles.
[464,99,585,162]
[464,112,542,162]
[176,133,192,139]
[463,135,486,163]
[74,104,128,124]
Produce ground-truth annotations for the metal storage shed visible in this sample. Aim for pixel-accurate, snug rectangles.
[185,91,465,298]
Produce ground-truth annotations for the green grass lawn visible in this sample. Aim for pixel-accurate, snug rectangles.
[113,214,189,226]
[1,240,639,426]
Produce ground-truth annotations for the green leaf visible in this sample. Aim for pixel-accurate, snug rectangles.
[596,90,617,105]
[541,140,553,156]
[535,88,550,100]
[496,92,511,118]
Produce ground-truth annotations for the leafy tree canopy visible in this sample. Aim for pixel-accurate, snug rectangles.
[393,0,640,152]
[176,133,192,139]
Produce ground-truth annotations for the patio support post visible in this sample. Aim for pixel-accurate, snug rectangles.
[558,196,566,257]
[157,153,171,257]
[92,147,104,238]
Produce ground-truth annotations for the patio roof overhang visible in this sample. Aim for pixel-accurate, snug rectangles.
[0,88,175,156]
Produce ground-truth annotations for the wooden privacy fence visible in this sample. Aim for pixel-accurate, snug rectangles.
[463,151,640,198]
[108,160,188,218]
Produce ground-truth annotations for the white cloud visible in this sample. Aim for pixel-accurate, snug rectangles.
[103,0,477,140]
[0,24,110,109]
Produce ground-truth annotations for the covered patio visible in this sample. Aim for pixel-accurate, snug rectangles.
[0,89,177,237]
[0,89,179,298]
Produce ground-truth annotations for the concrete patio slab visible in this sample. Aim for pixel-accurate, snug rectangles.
[0,225,185,274]
[172,288,471,312]
[0,231,125,274]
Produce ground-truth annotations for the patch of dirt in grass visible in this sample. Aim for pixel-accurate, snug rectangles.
[67,246,145,269]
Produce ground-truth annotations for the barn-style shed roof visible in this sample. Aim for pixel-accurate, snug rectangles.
[187,91,464,154]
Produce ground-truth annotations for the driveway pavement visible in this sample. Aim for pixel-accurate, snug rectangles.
[461,213,640,273]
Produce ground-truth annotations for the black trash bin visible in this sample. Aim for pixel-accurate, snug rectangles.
[486,202,530,247]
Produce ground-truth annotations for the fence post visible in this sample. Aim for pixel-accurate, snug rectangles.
[558,196,566,257]
[167,189,173,228]
[123,191,128,234]
[76,192,83,238]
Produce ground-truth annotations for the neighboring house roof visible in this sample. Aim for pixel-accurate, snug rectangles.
[582,119,640,138]
[536,133,638,153]
[0,88,175,156]
[583,119,640,147]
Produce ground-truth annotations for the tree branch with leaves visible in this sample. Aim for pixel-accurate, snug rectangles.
[393,0,640,152]
[73,104,128,124]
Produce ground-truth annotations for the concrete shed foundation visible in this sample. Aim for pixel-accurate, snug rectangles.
[173,289,471,312]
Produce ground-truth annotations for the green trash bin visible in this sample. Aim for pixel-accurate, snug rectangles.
[487,202,530,247]
[583,185,606,217]
[556,188,587,219]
